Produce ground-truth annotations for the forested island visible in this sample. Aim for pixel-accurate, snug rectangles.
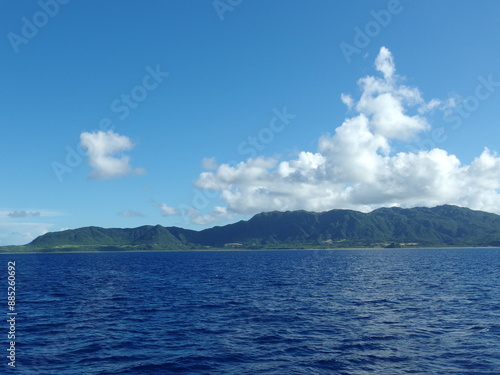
[2,205,500,253]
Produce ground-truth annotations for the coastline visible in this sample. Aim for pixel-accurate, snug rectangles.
[1,246,499,255]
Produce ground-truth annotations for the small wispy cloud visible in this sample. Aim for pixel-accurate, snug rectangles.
[0,222,53,245]
[119,210,145,218]
[340,93,354,110]
[187,206,233,226]
[1,210,64,218]
[8,210,40,218]
[201,157,218,170]
[80,130,146,180]
[159,203,179,216]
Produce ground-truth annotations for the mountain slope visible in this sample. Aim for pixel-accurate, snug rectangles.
[183,205,500,247]
[3,205,500,252]
[28,225,189,251]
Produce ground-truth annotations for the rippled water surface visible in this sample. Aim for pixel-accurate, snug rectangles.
[2,248,500,374]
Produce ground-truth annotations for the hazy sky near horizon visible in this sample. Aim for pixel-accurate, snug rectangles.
[2,0,500,245]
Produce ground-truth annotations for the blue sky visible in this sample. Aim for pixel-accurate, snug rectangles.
[2,0,500,245]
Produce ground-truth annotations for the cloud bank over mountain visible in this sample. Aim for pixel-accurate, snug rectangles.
[192,47,500,222]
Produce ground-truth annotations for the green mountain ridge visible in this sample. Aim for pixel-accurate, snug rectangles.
[3,205,500,252]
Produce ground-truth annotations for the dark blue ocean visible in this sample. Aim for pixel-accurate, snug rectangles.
[2,248,500,374]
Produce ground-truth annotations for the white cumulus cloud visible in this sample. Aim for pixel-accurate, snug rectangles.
[80,130,145,179]
[191,47,500,222]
